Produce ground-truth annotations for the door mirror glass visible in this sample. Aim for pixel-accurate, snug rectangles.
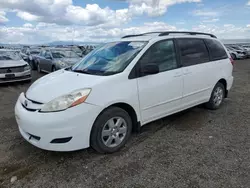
[140,64,159,75]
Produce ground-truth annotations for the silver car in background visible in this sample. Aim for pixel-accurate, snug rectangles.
[0,49,31,83]
[35,48,82,73]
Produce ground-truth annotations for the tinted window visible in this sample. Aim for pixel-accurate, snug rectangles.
[40,50,45,57]
[45,51,51,58]
[205,39,228,61]
[177,39,209,66]
[139,40,178,73]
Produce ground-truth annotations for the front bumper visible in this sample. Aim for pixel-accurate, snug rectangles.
[0,70,31,83]
[15,93,102,151]
[227,76,234,91]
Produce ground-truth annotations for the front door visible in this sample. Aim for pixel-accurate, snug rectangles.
[136,40,183,124]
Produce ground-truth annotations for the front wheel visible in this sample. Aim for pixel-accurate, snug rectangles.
[205,82,225,110]
[90,107,132,153]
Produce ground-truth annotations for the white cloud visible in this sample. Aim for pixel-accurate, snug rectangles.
[17,11,41,22]
[193,10,218,17]
[23,23,33,28]
[247,1,250,5]
[0,0,130,26]
[0,10,9,23]
[0,0,202,26]
[0,21,177,44]
[202,18,219,23]
[1,21,250,44]
[128,0,201,17]
[192,24,250,39]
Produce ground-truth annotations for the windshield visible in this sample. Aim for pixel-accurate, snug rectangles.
[0,51,21,60]
[52,50,79,58]
[30,50,40,55]
[71,41,147,76]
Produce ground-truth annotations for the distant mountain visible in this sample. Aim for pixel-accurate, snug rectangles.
[221,39,250,44]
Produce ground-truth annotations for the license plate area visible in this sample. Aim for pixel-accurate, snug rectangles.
[5,74,15,78]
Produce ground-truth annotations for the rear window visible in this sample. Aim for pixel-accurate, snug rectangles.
[177,38,209,66]
[205,39,228,61]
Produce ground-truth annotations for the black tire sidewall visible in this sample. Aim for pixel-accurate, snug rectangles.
[91,107,132,153]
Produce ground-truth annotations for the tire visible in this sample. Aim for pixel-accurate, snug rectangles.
[52,66,56,72]
[90,107,132,153]
[205,82,225,110]
[37,63,41,73]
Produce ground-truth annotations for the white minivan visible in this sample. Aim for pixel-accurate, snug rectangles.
[15,32,234,153]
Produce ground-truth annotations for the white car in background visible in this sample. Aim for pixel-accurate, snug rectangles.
[15,31,234,153]
[226,47,246,60]
[0,49,31,83]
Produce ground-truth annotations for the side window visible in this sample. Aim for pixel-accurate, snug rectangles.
[139,40,178,73]
[45,51,51,58]
[177,38,209,66]
[40,50,45,57]
[205,39,228,61]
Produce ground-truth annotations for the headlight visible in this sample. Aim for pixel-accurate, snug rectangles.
[57,61,67,68]
[24,65,30,71]
[40,89,91,112]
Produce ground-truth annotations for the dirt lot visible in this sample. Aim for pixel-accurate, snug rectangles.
[0,60,249,188]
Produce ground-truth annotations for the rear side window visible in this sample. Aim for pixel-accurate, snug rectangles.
[177,39,209,66]
[205,39,228,61]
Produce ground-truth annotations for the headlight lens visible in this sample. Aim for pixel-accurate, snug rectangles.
[40,89,91,112]
[24,65,30,71]
[57,61,67,68]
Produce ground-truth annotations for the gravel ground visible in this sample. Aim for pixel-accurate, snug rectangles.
[0,60,249,188]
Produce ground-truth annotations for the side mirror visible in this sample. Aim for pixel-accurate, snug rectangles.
[140,64,159,76]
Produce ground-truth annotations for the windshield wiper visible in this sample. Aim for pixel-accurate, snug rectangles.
[72,69,93,75]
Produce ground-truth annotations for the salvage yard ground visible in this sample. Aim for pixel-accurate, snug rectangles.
[0,59,249,188]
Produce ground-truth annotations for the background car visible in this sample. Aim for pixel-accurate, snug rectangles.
[226,46,247,60]
[229,45,249,58]
[35,48,82,73]
[19,46,30,62]
[0,49,31,83]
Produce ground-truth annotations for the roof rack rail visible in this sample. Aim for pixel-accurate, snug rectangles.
[122,34,145,38]
[159,31,217,38]
[122,31,217,39]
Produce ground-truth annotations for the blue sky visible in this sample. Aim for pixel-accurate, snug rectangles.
[0,0,250,44]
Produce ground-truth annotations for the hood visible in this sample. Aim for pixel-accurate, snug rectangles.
[26,70,105,103]
[0,60,28,68]
[56,57,81,65]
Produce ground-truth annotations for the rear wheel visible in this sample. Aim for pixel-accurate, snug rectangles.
[205,82,225,110]
[90,107,132,153]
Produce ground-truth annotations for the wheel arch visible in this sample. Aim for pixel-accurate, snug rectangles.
[217,78,228,98]
[93,102,141,134]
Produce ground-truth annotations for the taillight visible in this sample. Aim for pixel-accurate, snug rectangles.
[230,57,235,66]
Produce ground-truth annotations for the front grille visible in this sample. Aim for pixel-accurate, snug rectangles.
[0,66,25,74]
[0,75,31,82]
